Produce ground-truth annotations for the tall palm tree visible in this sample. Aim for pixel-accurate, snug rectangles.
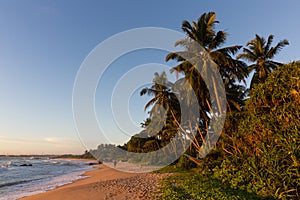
[166,12,248,113]
[237,34,289,88]
[163,12,249,162]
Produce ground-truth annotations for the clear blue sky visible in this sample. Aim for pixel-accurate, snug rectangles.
[0,1,299,154]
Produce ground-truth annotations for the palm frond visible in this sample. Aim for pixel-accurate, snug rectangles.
[237,48,256,62]
[144,97,158,111]
[140,88,148,96]
[267,39,289,59]
[264,34,274,54]
[182,20,196,41]
[175,39,190,47]
[217,45,242,55]
[165,52,186,62]
[208,31,227,50]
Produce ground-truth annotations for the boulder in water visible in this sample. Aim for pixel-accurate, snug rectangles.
[19,164,33,167]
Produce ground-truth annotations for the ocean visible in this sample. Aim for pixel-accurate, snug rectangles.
[0,157,93,200]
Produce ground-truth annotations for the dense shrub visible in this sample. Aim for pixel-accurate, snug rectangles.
[211,62,300,199]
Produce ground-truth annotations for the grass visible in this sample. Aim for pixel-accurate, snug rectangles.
[155,167,271,200]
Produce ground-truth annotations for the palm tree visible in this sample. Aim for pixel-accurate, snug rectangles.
[140,72,179,115]
[164,12,249,162]
[237,34,289,88]
[166,12,248,114]
[140,71,180,139]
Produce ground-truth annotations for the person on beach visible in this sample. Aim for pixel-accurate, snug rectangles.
[113,160,117,168]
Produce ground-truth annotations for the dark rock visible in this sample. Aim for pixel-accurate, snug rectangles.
[87,162,98,166]
[21,164,32,166]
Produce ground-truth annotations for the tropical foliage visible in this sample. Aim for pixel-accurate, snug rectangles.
[129,12,250,159]
[211,62,300,199]
[166,12,248,113]
[237,34,289,88]
[92,11,297,199]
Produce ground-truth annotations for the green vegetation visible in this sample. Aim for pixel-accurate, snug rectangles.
[156,12,297,199]
[53,150,97,160]
[123,11,250,160]
[89,11,298,199]
[159,172,266,200]
[237,34,289,88]
[156,62,299,199]
[210,62,300,199]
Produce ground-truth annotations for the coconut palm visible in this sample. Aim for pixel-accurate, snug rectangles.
[237,34,289,88]
[166,12,248,114]
[140,71,179,115]
[140,71,180,138]
[163,12,250,162]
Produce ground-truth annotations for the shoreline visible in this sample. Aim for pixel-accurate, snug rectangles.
[16,158,99,200]
[20,163,171,200]
[0,157,99,200]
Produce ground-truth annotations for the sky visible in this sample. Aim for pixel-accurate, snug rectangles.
[0,1,299,154]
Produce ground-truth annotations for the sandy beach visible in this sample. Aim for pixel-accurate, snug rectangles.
[20,162,170,200]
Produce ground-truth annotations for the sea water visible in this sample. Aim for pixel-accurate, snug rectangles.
[0,157,93,200]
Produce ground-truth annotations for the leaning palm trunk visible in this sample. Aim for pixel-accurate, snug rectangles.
[184,153,202,165]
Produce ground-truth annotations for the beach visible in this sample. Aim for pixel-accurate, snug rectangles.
[20,163,170,200]
[0,157,97,200]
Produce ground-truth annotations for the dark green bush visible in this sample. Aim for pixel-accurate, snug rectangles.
[212,62,300,199]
